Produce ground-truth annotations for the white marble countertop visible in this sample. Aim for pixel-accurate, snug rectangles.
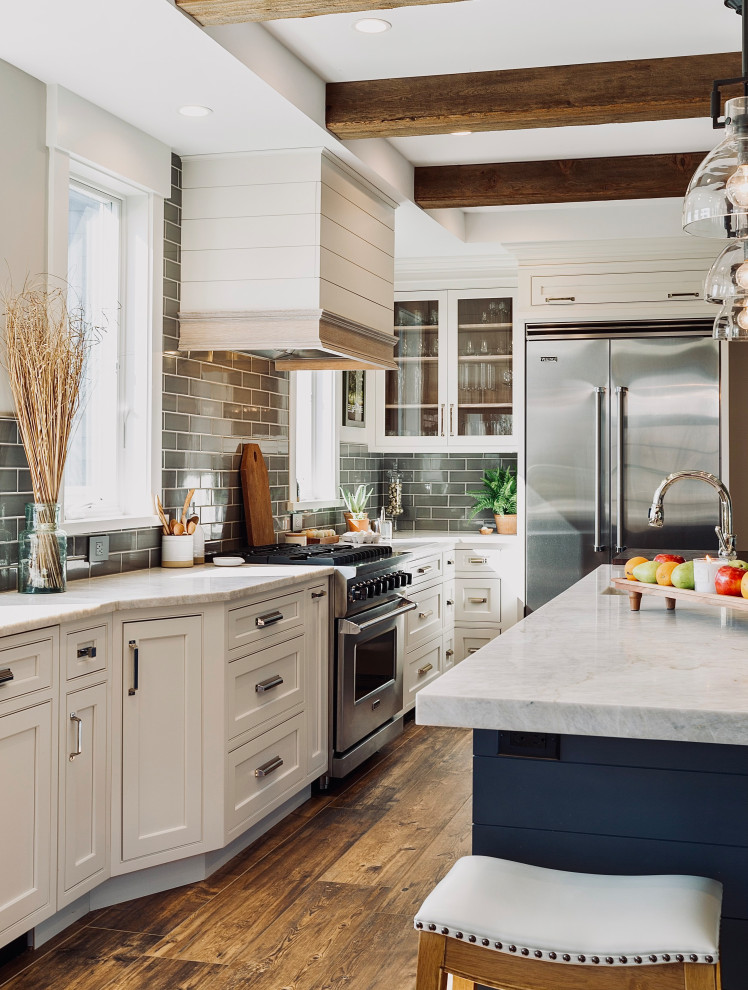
[0,564,333,637]
[416,565,748,746]
[388,531,519,549]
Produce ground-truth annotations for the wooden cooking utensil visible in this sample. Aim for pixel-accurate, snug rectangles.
[181,488,196,526]
[240,443,275,546]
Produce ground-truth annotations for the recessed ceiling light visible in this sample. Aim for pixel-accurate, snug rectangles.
[451,130,473,136]
[354,17,391,34]
[179,105,212,117]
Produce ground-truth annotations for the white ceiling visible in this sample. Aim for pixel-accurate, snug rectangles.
[264,0,739,81]
[0,0,738,259]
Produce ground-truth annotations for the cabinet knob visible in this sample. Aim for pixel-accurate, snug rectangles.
[311,590,327,599]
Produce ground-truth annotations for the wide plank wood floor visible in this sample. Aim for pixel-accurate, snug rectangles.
[0,720,471,990]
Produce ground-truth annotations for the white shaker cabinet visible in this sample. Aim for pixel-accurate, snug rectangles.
[121,616,203,862]
[0,701,54,940]
[59,682,108,905]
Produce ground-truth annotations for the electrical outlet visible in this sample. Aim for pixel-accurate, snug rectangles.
[498,731,560,760]
[88,535,110,563]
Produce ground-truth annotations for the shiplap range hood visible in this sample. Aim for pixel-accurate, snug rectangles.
[178,149,398,370]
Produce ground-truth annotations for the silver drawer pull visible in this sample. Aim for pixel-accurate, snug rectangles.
[256,675,284,693]
[467,647,481,654]
[469,597,488,604]
[417,565,433,574]
[417,663,433,676]
[545,296,575,303]
[76,645,97,659]
[419,609,434,620]
[69,713,82,761]
[0,668,14,684]
[668,291,700,298]
[445,649,455,658]
[311,591,327,599]
[469,557,488,564]
[255,755,283,778]
[256,610,284,627]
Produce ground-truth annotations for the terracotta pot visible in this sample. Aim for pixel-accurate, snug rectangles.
[494,513,517,535]
[344,512,370,533]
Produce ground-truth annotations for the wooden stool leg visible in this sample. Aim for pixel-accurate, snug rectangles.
[416,932,448,990]
[452,978,476,990]
[683,963,721,990]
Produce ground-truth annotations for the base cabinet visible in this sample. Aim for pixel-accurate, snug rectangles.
[121,616,203,862]
[0,702,54,942]
[59,682,108,905]
[455,628,499,663]
[307,585,329,777]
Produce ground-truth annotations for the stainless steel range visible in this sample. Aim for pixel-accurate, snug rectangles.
[214,543,415,778]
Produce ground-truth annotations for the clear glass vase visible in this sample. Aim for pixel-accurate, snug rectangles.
[18,503,67,594]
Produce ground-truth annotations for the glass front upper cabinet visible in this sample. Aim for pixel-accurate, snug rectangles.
[384,299,441,438]
[456,296,513,439]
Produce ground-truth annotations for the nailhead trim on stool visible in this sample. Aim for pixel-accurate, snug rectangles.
[412,921,719,966]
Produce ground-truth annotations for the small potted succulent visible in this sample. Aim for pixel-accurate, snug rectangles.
[340,484,374,532]
[468,466,517,535]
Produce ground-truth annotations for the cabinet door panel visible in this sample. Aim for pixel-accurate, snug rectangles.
[61,683,108,902]
[0,634,54,706]
[455,628,500,664]
[456,579,501,623]
[121,617,202,861]
[0,702,52,937]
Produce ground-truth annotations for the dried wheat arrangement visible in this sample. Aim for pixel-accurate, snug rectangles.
[1,279,97,589]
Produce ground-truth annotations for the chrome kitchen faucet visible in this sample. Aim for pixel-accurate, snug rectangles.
[648,470,737,559]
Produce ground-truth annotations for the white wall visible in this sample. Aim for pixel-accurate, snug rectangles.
[0,58,48,414]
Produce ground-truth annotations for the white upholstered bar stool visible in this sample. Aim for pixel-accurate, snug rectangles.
[414,856,722,990]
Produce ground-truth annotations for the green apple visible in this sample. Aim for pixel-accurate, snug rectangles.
[632,560,659,584]
[731,560,748,570]
[671,560,695,590]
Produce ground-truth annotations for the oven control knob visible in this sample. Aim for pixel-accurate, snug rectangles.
[385,574,396,590]
[394,572,405,588]
[365,581,376,598]
[373,579,385,595]
[403,571,413,585]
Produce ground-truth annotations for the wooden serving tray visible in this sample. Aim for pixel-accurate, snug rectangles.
[610,577,748,613]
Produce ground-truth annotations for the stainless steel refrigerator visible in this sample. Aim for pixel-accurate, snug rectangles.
[525,320,720,612]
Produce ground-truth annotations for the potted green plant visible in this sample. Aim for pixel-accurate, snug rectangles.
[468,466,517,535]
[340,484,374,532]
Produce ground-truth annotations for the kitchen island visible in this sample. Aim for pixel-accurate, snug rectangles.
[416,565,748,987]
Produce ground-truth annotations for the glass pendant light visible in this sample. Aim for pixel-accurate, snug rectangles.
[711,298,748,338]
[683,97,748,237]
[704,239,748,301]
[683,3,748,238]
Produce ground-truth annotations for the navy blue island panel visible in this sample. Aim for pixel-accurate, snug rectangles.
[473,730,748,989]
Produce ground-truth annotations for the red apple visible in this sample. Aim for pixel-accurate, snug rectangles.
[715,565,746,597]
[654,553,686,565]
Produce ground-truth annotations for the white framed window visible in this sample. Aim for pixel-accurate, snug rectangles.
[289,370,341,510]
[62,163,157,531]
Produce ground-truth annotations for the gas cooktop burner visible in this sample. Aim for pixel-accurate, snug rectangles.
[213,543,394,567]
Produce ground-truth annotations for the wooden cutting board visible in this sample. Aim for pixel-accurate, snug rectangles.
[240,443,275,546]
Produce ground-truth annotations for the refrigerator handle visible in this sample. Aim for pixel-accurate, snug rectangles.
[594,386,606,552]
[615,386,628,554]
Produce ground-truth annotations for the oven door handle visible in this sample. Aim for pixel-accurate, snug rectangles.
[339,599,417,635]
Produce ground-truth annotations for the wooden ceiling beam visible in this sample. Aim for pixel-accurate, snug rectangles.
[326,52,743,139]
[176,0,467,25]
[413,152,708,209]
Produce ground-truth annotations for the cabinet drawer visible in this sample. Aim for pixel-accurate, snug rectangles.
[456,579,501,622]
[455,548,502,576]
[228,635,304,741]
[65,625,108,681]
[407,552,443,589]
[228,590,305,655]
[404,638,442,705]
[443,550,457,580]
[406,583,443,652]
[456,627,500,663]
[226,713,305,833]
[444,580,456,628]
[0,632,54,705]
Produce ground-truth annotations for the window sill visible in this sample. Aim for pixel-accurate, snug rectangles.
[63,515,162,536]
[287,499,345,513]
